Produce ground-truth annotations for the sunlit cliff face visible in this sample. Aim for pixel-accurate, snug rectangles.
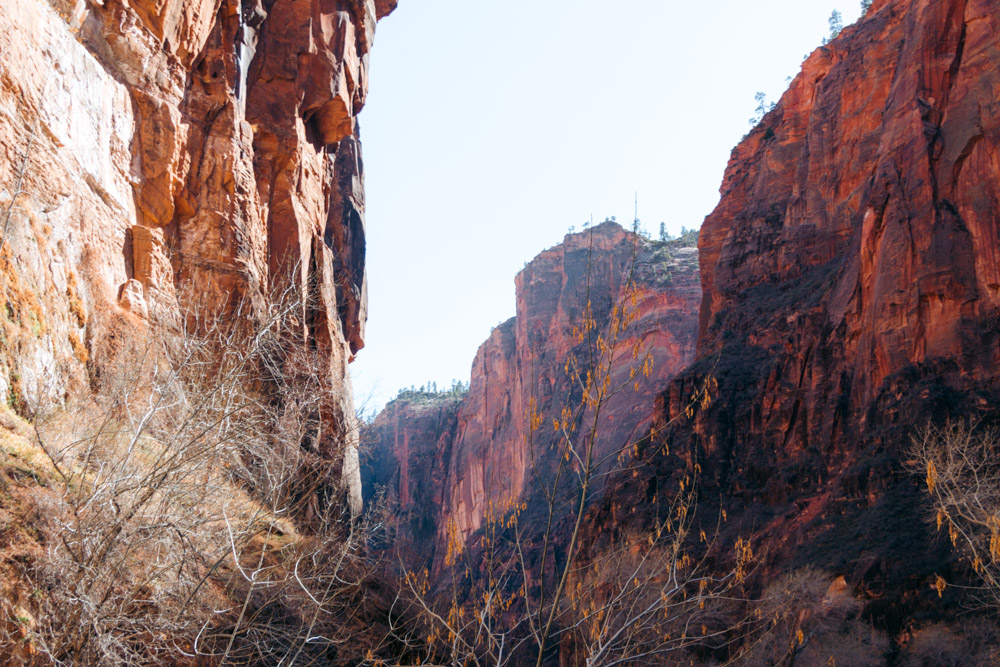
[366,223,701,568]
[0,0,395,511]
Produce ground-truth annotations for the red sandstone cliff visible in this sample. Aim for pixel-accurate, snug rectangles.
[0,0,393,508]
[363,394,461,564]
[609,0,1000,630]
[367,222,702,563]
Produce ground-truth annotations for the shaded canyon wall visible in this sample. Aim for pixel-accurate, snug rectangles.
[617,0,1000,628]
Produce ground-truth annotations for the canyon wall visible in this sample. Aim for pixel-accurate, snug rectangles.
[366,222,702,566]
[363,394,461,563]
[616,0,1000,628]
[361,0,999,637]
[0,0,394,510]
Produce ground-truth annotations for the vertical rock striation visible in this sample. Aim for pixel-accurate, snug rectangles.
[642,0,1000,626]
[363,395,461,566]
[0,0,394,511]
[695,0,999,451]
[367,223,702,566]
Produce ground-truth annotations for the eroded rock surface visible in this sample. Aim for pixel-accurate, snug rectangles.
[625,0,1000,629]
[363,395,461,566]
[367,223,702,566]
[0,0,394,510]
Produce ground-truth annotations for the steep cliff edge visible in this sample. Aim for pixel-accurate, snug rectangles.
[620,0,1000,628]
[0,0,393,507]
[366,222,702,566]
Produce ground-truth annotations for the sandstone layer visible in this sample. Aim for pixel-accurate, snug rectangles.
[362,394,461,563]
[617,0,1000,630]
[0,0,394,510]
[366,223,702,566]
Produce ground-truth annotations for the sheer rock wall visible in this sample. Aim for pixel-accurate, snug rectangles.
[0,0,394,511]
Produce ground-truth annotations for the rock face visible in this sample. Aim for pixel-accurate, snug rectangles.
[638,0,1000,628]
[367,223,701,565]
[363,395,461,564]
[0,0,394,509]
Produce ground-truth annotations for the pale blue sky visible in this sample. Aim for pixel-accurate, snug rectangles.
[353,0,866,413]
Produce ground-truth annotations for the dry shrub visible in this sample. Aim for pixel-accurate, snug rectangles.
[899,618,1000,666]
[0,275,384,664]
[64,272,85,328]
[740,568,887,666]
[0,406,56,666]
[550,493,763,666]
[909,421,1000,605]
[65,331,87,364]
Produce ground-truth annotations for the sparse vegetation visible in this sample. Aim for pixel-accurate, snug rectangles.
[0,274,390,664]
[741,568,888,665]
[65,272,86,328]
[749,91,777,127]
[824,10,844,44]
[911,421,1000,607]
[387,227,765,666]
[394,378,470,402]
[66,330,87,364]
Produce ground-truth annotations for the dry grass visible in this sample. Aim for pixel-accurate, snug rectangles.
[64,272,85,328]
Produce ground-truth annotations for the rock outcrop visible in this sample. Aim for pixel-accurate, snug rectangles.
[367,223,702,565]
[624,0,1000,630]
[362,394,461,564]
[0,0,393,509]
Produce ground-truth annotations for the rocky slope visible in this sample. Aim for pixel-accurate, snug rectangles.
[610,0,1000,631]
[366,222,702,567]
[0,0,394,509]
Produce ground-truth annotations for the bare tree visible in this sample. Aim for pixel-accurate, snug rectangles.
[0,270,385,664]
[739,568,888,666]
[388,229,763,666]
[910,421,1000,606]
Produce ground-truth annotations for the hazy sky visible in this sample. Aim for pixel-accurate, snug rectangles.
[352,0,866,413]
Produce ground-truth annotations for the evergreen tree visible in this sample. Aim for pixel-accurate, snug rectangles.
[749,91,775,126]
[827,10,843,41]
